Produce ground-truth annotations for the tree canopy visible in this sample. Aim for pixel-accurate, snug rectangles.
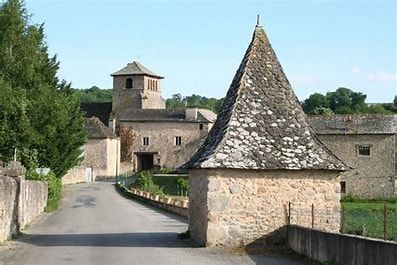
[302,87,395,115]
[0,0,86,176]
[166,93,223,113]
[73,86,113,103]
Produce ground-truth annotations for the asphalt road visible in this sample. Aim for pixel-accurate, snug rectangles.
[0,181,313,265]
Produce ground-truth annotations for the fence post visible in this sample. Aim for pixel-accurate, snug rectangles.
[288,202,291,225]
[341,204,345,234]
[384,203,387,240]
[311,204,314,229]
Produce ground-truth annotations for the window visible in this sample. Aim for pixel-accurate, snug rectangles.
[199,124,204,130]
[340,181,346,193]
[357,145,371,157]
[142,137,150,146]
[175,136,182,146]
[126,78,133,89]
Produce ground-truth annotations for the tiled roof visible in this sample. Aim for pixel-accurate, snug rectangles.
[308,114,396,135]
[184,25,347,171]
[119,108,216,123]
[111,61,164,78]
[80,102,112,125]
[85,117,117,139]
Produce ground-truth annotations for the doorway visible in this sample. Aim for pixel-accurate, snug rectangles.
[136,153,154,171]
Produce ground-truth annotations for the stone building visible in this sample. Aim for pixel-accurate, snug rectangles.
[81,61,216,174]
[184,23,348,247]
[308,114,396,198]
[62,117,120,184]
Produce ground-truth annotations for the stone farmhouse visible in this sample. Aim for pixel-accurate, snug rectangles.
[81,61,216,175]
[185,23,348,247]
[308,114,396,199]
[62,117,120,184]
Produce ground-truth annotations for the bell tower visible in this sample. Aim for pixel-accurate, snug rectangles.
[111,61,165,118]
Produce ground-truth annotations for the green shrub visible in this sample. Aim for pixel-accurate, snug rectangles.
[175,178,189,196]
[159,167,175,174]
[133,171,164,196]
[26,171,62,212]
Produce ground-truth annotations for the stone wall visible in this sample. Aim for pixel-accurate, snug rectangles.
[80,138,119,180]
[0,164,48,243]
[121,121,208,170]
[288,225,397,265]
[189,168,341,247]
[64,138,120,184]
[317,134,395,198]
[105,138,119,178]
[82,139,107,179]
[62,166,88,185]
[20,180,48,228]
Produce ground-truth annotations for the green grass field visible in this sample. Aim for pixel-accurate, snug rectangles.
[342,201,397,241]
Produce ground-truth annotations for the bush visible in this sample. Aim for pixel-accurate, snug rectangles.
[133,171,164,196]
[26,171,62,212]
[175,178,189,196]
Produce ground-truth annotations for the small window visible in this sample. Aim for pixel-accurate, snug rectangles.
[199,124,204,130]
[126,78,133,89]
[142,137,150,146]
[357,145,371,156]
[175,136,182,146]
[340,181,346,193]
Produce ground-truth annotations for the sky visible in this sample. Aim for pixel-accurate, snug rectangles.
[23,0,397,102]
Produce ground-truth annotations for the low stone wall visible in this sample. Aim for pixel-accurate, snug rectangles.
[62,166,88,185]
[288,225,397,265]
[20,180,48,228]
[118,186,189,218]
[0,174,47,243]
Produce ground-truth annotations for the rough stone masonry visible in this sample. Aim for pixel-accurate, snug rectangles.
[185,22,348,247]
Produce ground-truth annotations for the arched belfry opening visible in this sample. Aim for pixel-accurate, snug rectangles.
[126,78,133,89]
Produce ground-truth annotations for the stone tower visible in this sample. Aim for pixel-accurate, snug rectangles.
[111,61,165,117]
[185,22,348,247]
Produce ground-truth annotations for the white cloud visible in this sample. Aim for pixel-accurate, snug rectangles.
[350,67,361,75]
[367,72,397,82]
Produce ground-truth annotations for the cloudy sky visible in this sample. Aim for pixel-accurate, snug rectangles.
[25,0,396,102]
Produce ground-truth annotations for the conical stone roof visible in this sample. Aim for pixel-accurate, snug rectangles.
[185,24,347,170]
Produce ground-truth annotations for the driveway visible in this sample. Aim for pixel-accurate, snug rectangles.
[0,181,314,265]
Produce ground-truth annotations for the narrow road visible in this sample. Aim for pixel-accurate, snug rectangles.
[0,181,313,265]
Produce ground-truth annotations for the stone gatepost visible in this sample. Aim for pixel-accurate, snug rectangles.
[1,161,26,232]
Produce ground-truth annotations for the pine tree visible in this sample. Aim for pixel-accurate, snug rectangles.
[0,0,86,176]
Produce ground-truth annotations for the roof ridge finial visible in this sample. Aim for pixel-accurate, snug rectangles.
[256,14,261,27]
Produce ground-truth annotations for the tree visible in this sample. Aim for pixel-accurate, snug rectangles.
[301,87,392,115]
[326,87,367,114]
[73,86,113,102]
[302,93,330,114]
[0,0,86,176]
[165,93,223,113]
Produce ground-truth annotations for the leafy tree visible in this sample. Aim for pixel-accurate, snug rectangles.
[302,87,395,115]
[165,93,223,113]
[73,86,113,102]
[0,0,86,176]
[302,93,330,114]
[366,104,391,114]
[326,87,367,114]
